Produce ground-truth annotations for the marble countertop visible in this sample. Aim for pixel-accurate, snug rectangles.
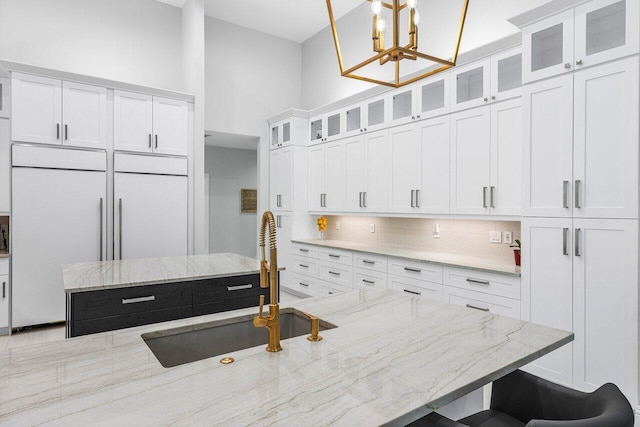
[0,288,572,426]
[63,253,274,293]
[293,239,521,276]
[0,252,8,259]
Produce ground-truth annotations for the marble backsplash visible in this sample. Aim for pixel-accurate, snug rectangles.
[320,216,521,264]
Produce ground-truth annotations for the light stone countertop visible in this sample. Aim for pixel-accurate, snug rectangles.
[293,239,521,277]
[63,252,274,293]
[0,252,8,259]
[0,288,572,426]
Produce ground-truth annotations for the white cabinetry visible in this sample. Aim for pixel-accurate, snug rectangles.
[308,141,345,212]
[114,90,188,156]
[114,154,188,260]
[344,130,389,212]
[0,77,10,118]
[0,118,9,213]
[0,258,8,332]
[388,258,443,301]
[523,58,638,219]
[12,73,107,149]
[522,0,639,83]
[270,147,293,211]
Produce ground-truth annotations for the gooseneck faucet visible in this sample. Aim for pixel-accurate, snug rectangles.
[253,211,282,352]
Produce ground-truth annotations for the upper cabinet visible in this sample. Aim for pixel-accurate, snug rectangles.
[309,110,342,145]
[522,0,639,83]
[270,114,308,149]
[114,90,188,156]
[388,71,452,126]
[451,47,522,112]
[11,73,107,149]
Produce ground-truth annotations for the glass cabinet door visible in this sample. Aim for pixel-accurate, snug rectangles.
[523,9,574,83]
[310,117,323,144]
[416,72,450,119]
[364,94,388,132]
[282,121,291,144]
[389,87,416,125]
[451,59,490,111]
[491,48,522,101]
[574,0,639,69]
[344,105,364,137]
[271,124,280,148]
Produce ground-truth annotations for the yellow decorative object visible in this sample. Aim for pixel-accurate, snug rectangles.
[317,216,327,232]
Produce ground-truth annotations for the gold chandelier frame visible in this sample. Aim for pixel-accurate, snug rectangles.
[326,0,470,88]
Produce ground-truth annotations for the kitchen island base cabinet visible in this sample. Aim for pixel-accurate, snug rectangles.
[67,273,271,338]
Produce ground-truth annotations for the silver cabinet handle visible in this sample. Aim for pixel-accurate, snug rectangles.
[227,284,252,291]
[328,271,340,276]
[576,59,583,65]
[483,97,489,102]
[359,191,363,208]
[362,279,375,285]
[490,186,495,208]
[411,189,415,207]
[564,63,571,69]
[415,189,420,208]
[299,264,309,268]
[328,254,340,258]
[466,278,490,285]
[99,198,104,262]
[491,96,496,100]
[466,303,489,312]
[299,282,310,287]
[574,180,581,209]
[122,296,155,304]
[154,134,158,149]
[56,123,60,140]
[403,267,421,273]
[276,215,281,228]
[148,134,152,148]
[563,181,569,209]
[299,248,309,253]
[403,289,421,295]
[575,228,581,257]
[118,198,123,260]
[482,186,488,208]
[2,281,5,299]
[362,260,375,264]
[563,227,569,255]
[363,191,367,208]
[64,124,68,140]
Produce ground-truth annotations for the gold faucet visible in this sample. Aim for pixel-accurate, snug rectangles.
[253,211,282,352]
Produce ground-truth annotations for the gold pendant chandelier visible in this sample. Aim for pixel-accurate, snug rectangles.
[326,0,469,88]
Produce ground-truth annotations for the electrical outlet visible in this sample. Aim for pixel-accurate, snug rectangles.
[336,221,341,230]
[433,223,440,239]
[504,231,513,244]
[370,224,375,233]
[489,230,502,243]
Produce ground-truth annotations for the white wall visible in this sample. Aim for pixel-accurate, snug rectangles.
[301,0,548,110]
[0,0,183,91]
[205,145,258,258]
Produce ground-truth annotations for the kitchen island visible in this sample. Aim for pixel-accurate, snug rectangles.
[1,288,572,426]
[63,253,279,337]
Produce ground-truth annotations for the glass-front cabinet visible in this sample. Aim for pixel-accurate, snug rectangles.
[523,0,638,83]
[309,111,342,145]
[416,72,450,119]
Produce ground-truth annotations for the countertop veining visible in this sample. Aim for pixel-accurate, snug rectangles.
[293,239,521,276]
[0,288,571,426]
[63,252,273,293]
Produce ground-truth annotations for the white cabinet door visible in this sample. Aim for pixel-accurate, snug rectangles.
[12,167,107,327]
[572,218,638,406]
[274,212,293,295]
[0,273,7,330]
[114,90,153,153]
[114,173,188,260]
[0,77,10,118]
[450,106,491,214]
[269,149,282,210]
[573,58,638,219]
[62,81,107,149]
[451,59,491,111]
[490,98,522,216]
[389,124,420,212]
[521,217,574,386]
[417,116,450,214]
[363,130,389,212]
[0,119,9,212]
[491,47,523,102]
[416,72,450,119]
[344,136,365,211]
[152,96,188,156]
[270,147,293,211]
[522,74,574,217]
[574,0,639,70]
[11,73,62,145]
[389,86,417,126]
[324,141,345,211]
[308,145,325,211]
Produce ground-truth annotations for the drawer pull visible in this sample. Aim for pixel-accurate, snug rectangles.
[328,254,340,258]
[362,279,375,285]
[403,267,422,273]
[465,278,490,285]
[328,271,340,276]
[466,304,490,312]
[299,282,310,287]
[403,289,421,296]
[299,264,309,268]
[299,248,309,253]
[122,296,155,304]
[328,291,335,295]
[227,284,253,291]
[362,260,375,264]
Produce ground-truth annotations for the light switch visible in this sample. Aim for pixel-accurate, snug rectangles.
[370,224,375,233]
[504,231,512,244]
[489,230,502,243]
[336,222,341,230]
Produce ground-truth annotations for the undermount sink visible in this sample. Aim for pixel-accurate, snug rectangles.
[142,308,337,368]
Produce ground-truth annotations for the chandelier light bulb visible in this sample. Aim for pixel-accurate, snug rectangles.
[413,9,420,25]
[407,0,417,9]
[377,15,386,32]
[371,0,382,15]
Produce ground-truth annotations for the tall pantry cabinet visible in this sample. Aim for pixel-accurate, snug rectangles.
[5,65,193,329]
[517,0,639,413]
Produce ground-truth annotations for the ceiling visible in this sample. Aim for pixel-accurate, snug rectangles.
[156,0,363,43]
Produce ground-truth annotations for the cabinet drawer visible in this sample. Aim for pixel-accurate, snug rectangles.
[318,261,353,288]
[319,279,352,296]
[72,306,192,337]
[71,282,192,321]
[354,267,387,290]
[0,258,8,275]
[291,255,319,277]
[292,243,318,259]
[192,274,261,303]
[289,273,319,297]
[388,274,442,301]
[353,252,388,273]
[442,286,520,319]
[318,247,352,266]
[443,267,520,300]
[193,292,269,317]
[388,258,443,283]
